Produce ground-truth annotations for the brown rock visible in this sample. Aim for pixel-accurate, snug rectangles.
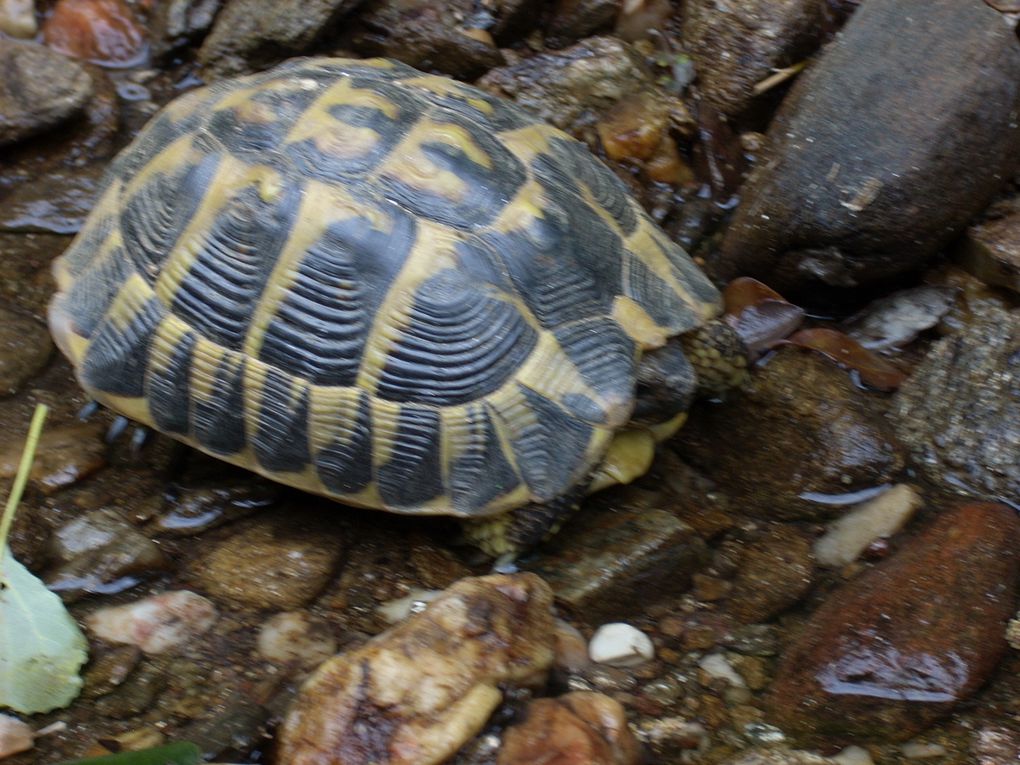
[497,692,640,765]
[715,0,1020,292]
[478,36,663,137]
[682,0,830,116]
[674,346,905,521]
[960,207,1020,295]
[0,306,52,396]
[189,511,345,609]
[728,525,815,622]
[767,502,1020,742]
[277,574,555,765]
[0,420,106,493]
[0,40,93,147]
[42,0,146,66]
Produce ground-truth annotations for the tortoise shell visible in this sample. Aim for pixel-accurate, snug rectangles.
[49,57,721,518]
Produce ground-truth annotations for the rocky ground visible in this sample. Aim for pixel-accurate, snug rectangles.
[1,1,1019,764]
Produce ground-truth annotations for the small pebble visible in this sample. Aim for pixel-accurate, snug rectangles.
[86,591,218,653]
[831,745,875,765]
[900,741,948,759]
[553,618,591,673]
[814,484,922,568]
[256,612,337,668]
[377,588,441,624]
[589,623,655,667]
[0,0,36,37]
[698,652,746,687]
[0,714,33,759]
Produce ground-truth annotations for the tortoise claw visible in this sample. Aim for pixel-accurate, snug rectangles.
[77,400,101,421]
[105,415,131,444]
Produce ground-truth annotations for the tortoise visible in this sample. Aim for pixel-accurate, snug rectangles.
[48,57,747,556]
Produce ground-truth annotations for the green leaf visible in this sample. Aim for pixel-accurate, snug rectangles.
[54,741,204,765]
[0,405,89,714]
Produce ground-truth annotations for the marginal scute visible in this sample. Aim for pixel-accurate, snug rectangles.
[146,323,196,435]
[314,390,375,496]
[491,384,597,503]
[254,367,312,474]
[447,405,523,516]
[376,404,445,508]
[191,347,247,455]
[80,279,165,398]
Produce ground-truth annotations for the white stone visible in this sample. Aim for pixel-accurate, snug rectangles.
[814,484,921,567]
[831,745,875,765]
[589,623,654,667]
[256,611,337,667]
[0,0,37,38]
[377,588,441,624]
[0,714,33,760]
[86,590,218,654]
[698,652,746,687]
[900,741,948,759]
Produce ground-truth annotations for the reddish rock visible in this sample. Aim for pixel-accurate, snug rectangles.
[767,502,1020,742]
[43,0,146,66]
[498,692,640,765]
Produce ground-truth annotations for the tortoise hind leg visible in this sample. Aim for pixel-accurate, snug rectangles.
[461,485,588,560]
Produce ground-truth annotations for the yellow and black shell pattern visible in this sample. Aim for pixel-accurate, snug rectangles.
[49,57,721,518]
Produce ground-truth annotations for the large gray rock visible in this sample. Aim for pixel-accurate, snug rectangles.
[197,0,363,78]
[893,306,1020,503]
[715,0,1020,292]
[0,40,93,147]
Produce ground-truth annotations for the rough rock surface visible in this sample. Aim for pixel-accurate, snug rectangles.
[277,574,555,765]
[198,0,362,78]
[682,0,830,116]
[497,692,640,765]
[716,0,1020,292]
[0,40,93,147]
[531,502,708,621]
[0,306,52,396]
[893,307,1019,503]
[189,512,345,609]
[148,0,222,59]
[961,204,1020,294]
[674,347,905,521]
[344,0,503,80]
[767,502,1020,742]
[0,421,106,493]
[478,36,661,136]
[727,524,814,623]
[547,0,622,46]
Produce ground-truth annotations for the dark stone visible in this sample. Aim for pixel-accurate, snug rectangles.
[198,0,364,78]
[673,346,905,521]
[767,502,1020,742]
[0,40,93,147]
[530,501,709,621]
[715,0,1020,292]
[342,0,503,81]
[893,306,1020,504]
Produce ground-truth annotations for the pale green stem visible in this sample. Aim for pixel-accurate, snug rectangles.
[0,404,49,561]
